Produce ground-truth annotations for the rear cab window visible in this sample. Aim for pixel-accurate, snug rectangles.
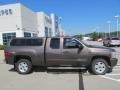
[50,38,60,49]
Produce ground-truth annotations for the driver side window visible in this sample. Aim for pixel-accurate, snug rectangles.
[63,38,80,49]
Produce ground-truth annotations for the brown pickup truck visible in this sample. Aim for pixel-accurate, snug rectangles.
[4,37,118,75]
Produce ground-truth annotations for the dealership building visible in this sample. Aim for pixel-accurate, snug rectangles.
[0,3,61,45]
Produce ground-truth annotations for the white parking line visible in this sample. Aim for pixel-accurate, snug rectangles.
[100,75,120,82]
[113,69,120,70]
[99,68,120,82]
[105,74,120,76]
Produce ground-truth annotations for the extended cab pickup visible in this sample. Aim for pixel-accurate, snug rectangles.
[4,37,118,75]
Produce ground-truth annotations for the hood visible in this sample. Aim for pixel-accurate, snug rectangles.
[88,45,115,51]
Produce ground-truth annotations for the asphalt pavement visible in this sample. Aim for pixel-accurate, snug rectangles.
[0,63,120,90]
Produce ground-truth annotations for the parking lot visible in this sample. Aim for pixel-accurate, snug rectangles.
[0,41,120,90]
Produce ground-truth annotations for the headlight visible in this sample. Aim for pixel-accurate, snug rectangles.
[111,52,116,58]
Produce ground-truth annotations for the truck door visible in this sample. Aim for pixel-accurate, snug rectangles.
[61,38,88,66]
[46,38,63,66]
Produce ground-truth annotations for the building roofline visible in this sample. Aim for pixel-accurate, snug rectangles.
[0,2,21,7]
[0,2,37,14]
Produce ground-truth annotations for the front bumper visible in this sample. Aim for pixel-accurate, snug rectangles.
[110,58,118,67]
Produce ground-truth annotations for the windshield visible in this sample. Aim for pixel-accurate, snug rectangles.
[112,38,119,40]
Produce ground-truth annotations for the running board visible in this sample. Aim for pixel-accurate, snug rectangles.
[47,67,86,70]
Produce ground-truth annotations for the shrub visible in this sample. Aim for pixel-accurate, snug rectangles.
[0,45,6,50]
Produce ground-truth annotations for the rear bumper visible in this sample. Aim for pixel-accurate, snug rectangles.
[5,56,14,65]
[110,58,118,67]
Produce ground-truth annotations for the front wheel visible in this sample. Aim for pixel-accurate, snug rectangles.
[90,58,109,75]
[15,59,32,74]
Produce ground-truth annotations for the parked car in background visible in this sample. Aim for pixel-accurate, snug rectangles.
[103,37,120,47]
[82,37,93,41]
[97,38,103,42]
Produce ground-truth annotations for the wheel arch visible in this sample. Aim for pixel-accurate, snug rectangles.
[14,55,32,64]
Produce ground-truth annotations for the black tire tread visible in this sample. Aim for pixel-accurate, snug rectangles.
[89,58,109,75]
[15,59,32,74]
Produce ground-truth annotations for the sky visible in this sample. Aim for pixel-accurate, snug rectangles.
[0,0,120,35]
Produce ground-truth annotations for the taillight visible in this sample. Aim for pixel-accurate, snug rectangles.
[4,51,12,59]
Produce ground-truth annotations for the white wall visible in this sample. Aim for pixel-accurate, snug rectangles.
[0,3,22,32]
[37,12,52,37]
[37,12,45,37]
[20,4,37,33]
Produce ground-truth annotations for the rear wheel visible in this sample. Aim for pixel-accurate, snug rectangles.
[15,59,32,74]
[90,58,109,75]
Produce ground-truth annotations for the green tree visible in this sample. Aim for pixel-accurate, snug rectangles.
[73,34,83,39]
[91,32,99,40]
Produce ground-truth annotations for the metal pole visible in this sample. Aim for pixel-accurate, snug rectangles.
[117,18,119,37]
[105,32,106,38]
[109,22,111,37]
[115,15,119,37]
[107,21,111,37]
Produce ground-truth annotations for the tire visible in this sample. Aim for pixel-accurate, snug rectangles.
[15,59,32,74]
[90,58,109,75]
[107,68,112,73]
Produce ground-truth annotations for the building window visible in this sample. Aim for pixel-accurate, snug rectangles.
[1,10,4,16]
[24,32,31,37]
[45,27,49,37]
[49,28,52,37]
[33,33,38,37]
[2,32,16,45]
[5,9,8,15]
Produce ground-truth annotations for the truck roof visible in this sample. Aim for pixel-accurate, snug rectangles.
[12,36,72,39]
